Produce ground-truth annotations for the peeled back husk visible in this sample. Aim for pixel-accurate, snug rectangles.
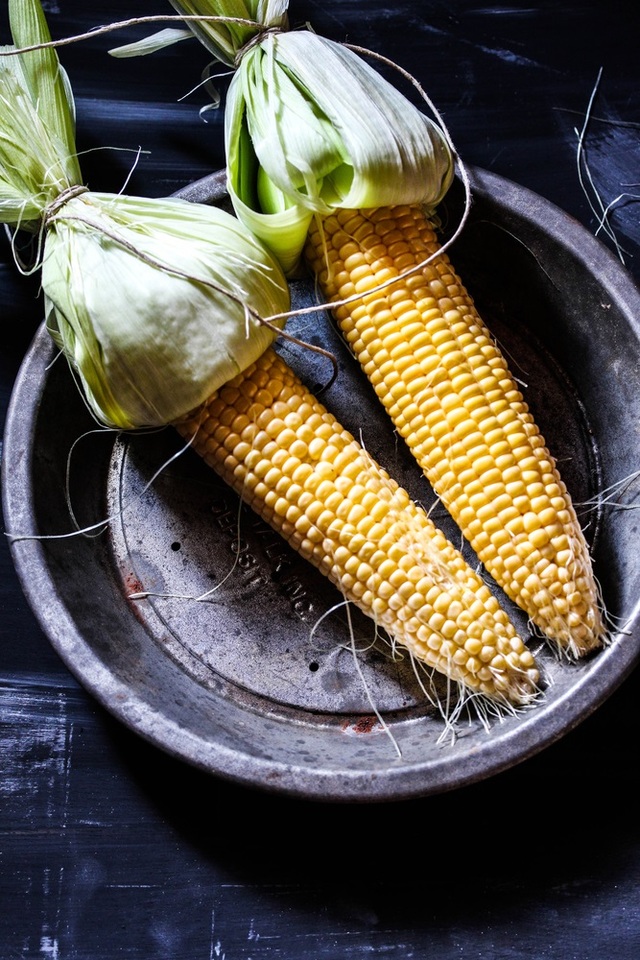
[224,27,455,273]
[43,192,290,429]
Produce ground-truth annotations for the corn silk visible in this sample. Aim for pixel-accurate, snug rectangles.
[0,0,290,429]
[112,0,455,275]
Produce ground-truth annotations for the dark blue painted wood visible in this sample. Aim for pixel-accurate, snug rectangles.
[1,2,640,957]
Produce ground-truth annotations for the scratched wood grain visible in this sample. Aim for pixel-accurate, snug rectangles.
[1,1,640,958]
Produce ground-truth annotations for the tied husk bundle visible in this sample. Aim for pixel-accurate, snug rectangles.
[1,0,290,430]
[112,0,455,275]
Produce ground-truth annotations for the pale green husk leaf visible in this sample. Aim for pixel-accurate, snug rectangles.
[0,0,80,227]
[8,0,79,168]
[44,193,289,429]
[109,28,195,59]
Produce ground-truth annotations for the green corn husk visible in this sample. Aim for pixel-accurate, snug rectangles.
[166,0,289,65]
[142,0,454,274]
[1,0,290,429]
[42,192,290,428]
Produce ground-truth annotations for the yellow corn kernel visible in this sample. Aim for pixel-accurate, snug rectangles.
[305,205,606,658]
[176,347,539,706]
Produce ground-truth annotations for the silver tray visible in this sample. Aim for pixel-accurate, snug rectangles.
[4,167,640,802]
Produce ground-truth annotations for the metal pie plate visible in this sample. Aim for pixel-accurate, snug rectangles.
[4,167,640,802]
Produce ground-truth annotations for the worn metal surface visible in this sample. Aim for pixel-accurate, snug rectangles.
[4,167,640,802]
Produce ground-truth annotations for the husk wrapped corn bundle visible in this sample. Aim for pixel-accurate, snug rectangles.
[1,0,290,430]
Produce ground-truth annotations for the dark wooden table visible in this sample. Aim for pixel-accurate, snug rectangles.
[2,2,640,957]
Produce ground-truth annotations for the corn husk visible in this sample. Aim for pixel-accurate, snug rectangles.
[1,0,290,429]
[166,0,289,65]
[164,0,455,273]
[0,2,80,225]
[43,193,290,428]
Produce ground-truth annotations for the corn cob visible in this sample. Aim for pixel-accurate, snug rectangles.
[174,346,540,708]
[304,203,606,658]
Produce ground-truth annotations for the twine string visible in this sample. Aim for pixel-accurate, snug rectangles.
[233,25,284,66]
[43,184,90,228]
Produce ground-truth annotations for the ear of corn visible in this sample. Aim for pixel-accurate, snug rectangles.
[174,346,540,709]
[304,204,606,658]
